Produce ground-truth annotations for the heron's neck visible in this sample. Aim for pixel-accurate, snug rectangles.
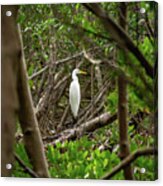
[72,72,78,81]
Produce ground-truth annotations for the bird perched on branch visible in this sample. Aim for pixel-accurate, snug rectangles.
[69,68,87,119]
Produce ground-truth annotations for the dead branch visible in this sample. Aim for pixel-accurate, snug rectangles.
[36,75,68,117]
[76,79,112,125]
[28,47,102,80]
[83,49,101,65]
[83,50,143,90]
[14,153,39,178]
[36,69,48,103]
[43,112,117,145]
[87,100,105,120]
[58,105,70,131]
[16,109,151,143]
[84,50,103,89]
[95,65,103,89]
[102,147,157,179]
[28,66,48,80]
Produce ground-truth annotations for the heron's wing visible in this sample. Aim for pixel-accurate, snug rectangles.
[69,80,80,117]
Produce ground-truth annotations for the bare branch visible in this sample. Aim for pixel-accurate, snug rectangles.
[57,105,70,131]
[83,49,102,65]
[43,112,117,145]
[28,46,103,80]
[102,147,157,179]
[28,66,48,80]
[14,153,39,178]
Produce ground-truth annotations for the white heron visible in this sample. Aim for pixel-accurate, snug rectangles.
[69,68,87,118]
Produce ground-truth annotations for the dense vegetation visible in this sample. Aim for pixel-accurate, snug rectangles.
[12,2,157,180]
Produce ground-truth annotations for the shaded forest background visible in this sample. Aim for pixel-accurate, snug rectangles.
[2,1,158,180]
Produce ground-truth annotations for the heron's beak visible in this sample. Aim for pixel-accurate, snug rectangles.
[79,70,87,75]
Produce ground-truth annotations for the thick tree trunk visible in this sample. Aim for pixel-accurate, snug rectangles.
[1,5,20,177]
[1,5,49,177]
[118,3,133,180]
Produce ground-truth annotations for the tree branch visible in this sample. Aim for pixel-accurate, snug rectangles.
[83,3,153,78]
[14,153,39,178]
[28,46,103,80]
[102,147,157,179]
[43,112,117,145]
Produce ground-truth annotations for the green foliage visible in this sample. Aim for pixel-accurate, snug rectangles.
[128,86,147,113]
[46,136,121,179]
[12,143,32,177]
[107,88,118,113]
[134,156,155,181]
[12,137,121,179]
[139,37,155,65]
[12,132,155,180]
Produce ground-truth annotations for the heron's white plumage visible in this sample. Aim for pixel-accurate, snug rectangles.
[69,69,81,118]
[69,69,86,118]
[69,79,80,118]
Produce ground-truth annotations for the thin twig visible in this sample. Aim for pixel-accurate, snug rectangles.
[14,153,39,178]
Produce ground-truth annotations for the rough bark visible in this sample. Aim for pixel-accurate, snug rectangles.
[1,5,20,177]
[1,5,49,177]
[118,3,133,180]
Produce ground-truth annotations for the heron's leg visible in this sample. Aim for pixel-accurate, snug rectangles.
[72,116,78,125]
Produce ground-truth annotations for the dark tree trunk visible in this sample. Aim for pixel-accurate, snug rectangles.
[1,5,49,177]
[118,3,134,180]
